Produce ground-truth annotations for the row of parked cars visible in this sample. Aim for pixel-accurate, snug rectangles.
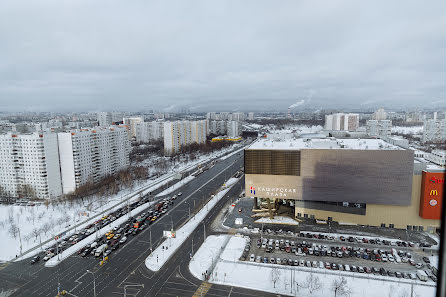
[32,192,182,265]
[244,250,436,282]
[261,229,432,248]
[255,237,426,268]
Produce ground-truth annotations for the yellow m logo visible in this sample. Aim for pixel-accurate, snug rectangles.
[430,190,438,196]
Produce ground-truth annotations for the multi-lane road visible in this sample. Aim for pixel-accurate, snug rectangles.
[0,151,277,297]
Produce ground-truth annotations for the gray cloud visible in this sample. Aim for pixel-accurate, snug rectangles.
[0,0,445,112]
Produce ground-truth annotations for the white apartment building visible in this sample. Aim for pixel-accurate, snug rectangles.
[58,126,130,194]
[97,112,124,127]
[248,112,255,120]
[0,132,62,199]
[325,113,359,131]
[422,119,446,143]
[227,121,242,138]
[372,108,387,120]
[231,112,245,121]
[123,117,144,138]
[425,150,446,167]
[366,120,392,137]
[164,120,207,155]
[209,120,227,136]
[135,121,164,143]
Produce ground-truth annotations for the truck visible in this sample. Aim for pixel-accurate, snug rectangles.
[416,270,428,282]
[391,248,401,263]
[155,202,164,212]
[95,244,108,257]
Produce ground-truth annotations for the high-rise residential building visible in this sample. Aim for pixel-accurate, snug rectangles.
[97,112,112,127]
[58,126,130,194]
[372,108,387,120]
[0,132,62,199]
[366,120,392,137]
[231,112,245,121]
[163,120,207,155]
[227,121,242,138]
[97,112,124,127]
[209,120,227,136]
[248,112,255,120]
[324,113,359,131]
[422,119,446,143]
[206,112,217,120]
[123,117,144,138]
[135,121,164,143]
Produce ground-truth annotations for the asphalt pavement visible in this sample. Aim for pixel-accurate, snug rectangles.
[0,150,277,297]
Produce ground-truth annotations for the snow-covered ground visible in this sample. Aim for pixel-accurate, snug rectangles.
[392,126,423,135]
[268,125,323,135]
[191,235,437,297]
[1,143,248,262]
[255,216,299,226]
[145,177,240,271]
[156,175,195,197]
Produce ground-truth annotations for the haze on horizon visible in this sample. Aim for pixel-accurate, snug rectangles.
[0,0,445,113]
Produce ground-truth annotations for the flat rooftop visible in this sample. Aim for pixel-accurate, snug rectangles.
[248,137,403,151]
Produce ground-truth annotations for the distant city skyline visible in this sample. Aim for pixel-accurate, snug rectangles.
[0,1,445,112]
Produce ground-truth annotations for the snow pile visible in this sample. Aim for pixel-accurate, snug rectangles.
[45,200,156,267]
[191,235,437,297]
[255,216,299,226]
[156,175,195,197]
[145,177,240,271]
[189,235,229,280]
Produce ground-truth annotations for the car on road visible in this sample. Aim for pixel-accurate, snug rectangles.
[177,192,182,196]
[43,253,54,261]
[119,236,127,244]
[31,256,40,264]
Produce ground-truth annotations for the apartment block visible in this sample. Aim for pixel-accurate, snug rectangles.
[325,113,359,131]
[422,119,446,143]
[58,126,130,194]
[123,117,144,138]
[164,120,207,155]
[227,121,242,138]
[0,132,62,199]
[135,121,164,143]
[366,120,392,137]
[209,120,227,136]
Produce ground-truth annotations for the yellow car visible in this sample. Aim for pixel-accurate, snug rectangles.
[107,234,114,240]
[113,234,121,240]
[151,216,157,221]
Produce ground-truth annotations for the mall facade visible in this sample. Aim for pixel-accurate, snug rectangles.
[244,136,443,232]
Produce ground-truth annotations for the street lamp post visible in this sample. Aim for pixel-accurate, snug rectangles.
[86,270,96,297]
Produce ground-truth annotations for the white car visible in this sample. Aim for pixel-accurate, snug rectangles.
[119,236,127,244]
[43,253,54,261]
[249,254,255,262]
[344,264,351,271]
[381,255,388,262]
[177,192,182,196]
[388,255,395,262]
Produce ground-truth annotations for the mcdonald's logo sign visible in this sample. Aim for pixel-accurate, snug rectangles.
[430,190,438,196]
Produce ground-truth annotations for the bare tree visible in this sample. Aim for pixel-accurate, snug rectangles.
[8,223,19,239]
[271,267,281,289]
[31,227,40,241]
[41,222,52,236]
[332,277,351,297]
[301,273,323,294]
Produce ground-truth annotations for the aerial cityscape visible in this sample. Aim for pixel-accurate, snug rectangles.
[0,1,445,297]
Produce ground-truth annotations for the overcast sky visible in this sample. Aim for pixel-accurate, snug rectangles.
[0,1,445,112]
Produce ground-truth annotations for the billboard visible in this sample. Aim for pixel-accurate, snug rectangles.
[245,149,414,206]
[419,171,444,220]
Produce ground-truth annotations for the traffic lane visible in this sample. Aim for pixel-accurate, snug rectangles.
[7,152,244,297]
[69,156,243,297]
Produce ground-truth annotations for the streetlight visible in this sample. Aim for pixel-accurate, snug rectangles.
[86,270,96,297]
[202,221,206,239]
[124,284,144,297]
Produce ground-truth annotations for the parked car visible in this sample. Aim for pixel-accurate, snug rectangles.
[30,256,40,264]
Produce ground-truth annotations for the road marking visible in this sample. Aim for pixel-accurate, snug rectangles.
[0,262,9,271]
[192,282,212,297]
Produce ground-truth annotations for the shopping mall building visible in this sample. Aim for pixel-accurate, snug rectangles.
[244,136,444,232]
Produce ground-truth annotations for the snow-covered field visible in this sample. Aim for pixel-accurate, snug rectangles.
[255,216,299,226]
[268,125,323,135]
[392,126,423,135]
[1,143,248,262]
[191,235,437,297]
[145,177,240,271]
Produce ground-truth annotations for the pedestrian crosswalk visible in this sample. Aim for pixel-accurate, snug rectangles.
[192,282,212,297]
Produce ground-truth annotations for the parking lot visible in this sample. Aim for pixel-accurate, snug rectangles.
[239,230,437,283]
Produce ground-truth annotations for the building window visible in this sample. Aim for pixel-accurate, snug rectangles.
[381,223,386,228]
[297,213,301,217]
[389,224,394,228]
[407,225,412,231]
[304,214,308,218]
